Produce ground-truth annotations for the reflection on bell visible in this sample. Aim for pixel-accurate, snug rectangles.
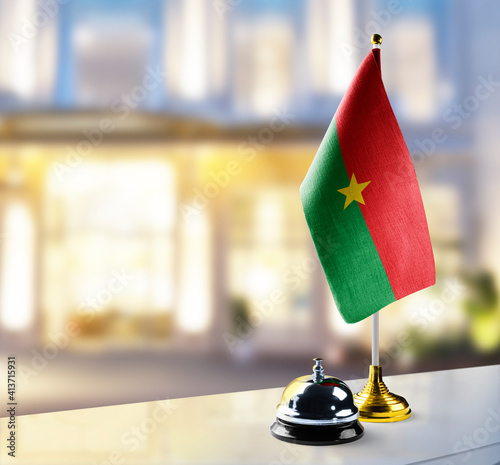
[270,358,364,445]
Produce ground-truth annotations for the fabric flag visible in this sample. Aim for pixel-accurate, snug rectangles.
[300,49,435,324]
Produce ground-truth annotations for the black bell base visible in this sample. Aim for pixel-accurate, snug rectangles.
[270,418,364,446]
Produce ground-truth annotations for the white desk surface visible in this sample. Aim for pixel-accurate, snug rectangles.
[1,364,499,465]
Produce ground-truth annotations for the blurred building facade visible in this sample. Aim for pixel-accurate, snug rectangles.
[0,0,499,372]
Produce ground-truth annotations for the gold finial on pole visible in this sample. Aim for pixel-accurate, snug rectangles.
[371,34,382,66]
[371,34,383,46]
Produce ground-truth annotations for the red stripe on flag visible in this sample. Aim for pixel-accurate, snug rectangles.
[336,51,435,300]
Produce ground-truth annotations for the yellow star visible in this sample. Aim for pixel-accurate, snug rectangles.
[337,173,371,210]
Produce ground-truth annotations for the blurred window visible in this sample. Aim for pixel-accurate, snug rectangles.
[228,186,314,348]
[42,158,176,347]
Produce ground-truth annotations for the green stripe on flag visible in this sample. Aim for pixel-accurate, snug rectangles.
[300,118,395,323]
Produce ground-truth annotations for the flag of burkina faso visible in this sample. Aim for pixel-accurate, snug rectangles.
[300,49,435,324]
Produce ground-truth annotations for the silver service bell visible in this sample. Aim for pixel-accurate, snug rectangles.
[270,358,364,445]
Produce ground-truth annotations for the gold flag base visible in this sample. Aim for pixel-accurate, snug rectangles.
[353,365,411,423]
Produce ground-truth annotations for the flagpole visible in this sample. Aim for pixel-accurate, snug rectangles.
[370,33,382,369]
[353,34,411,423]
[371,312,379,366]
[372,33,381,66]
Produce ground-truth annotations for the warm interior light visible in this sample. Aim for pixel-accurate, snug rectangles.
[43,159,177,340]
[177,212,212,333]
[0,201,35,331]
